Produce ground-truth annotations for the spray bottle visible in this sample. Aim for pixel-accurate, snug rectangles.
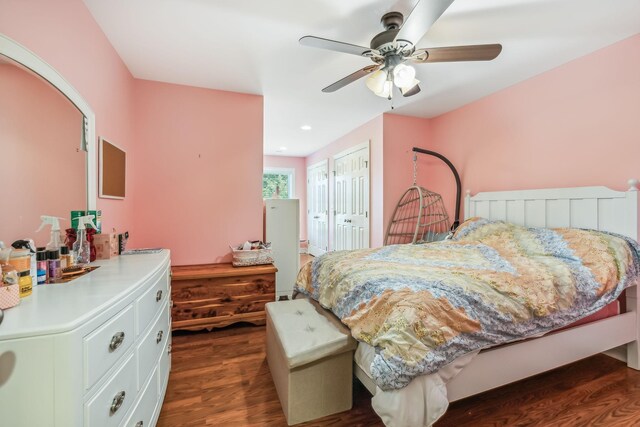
[72,215,97,265]
[36,216,65,251]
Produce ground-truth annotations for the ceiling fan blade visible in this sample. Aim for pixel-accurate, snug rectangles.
[394,0,455,45]
[412,44,502,63]
[322,65,380,93]
[401,84,421,97]
[300,35,379,57]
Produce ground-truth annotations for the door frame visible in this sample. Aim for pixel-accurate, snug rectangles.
[332,140,370,251]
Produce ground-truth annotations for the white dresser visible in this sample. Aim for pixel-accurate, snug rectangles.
[0,250,171,427]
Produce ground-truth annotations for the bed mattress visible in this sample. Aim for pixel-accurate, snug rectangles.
[355,299,620,380]
[353,299,620,427]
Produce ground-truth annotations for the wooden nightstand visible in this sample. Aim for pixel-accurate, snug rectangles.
[171,263,277,331]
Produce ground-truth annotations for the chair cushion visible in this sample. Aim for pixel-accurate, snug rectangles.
[266,299,356,369]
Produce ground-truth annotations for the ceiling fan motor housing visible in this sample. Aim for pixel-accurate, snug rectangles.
[371,12,414,56]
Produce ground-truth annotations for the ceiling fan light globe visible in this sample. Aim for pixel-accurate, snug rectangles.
[366,70,387,93]
[400,78,420,93]
[393,63,416,88]
[375,80,393,98]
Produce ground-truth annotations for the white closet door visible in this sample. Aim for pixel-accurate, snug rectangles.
[307,160,329,256]
[334,143,369,251]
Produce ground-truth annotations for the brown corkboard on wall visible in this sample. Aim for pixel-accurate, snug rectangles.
[100,138,126,199]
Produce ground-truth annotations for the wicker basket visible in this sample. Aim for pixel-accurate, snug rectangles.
[230,245,274,267]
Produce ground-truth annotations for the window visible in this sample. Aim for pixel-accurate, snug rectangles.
[263,168,295,199]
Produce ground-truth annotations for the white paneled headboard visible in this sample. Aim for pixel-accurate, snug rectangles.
[464,180,639,240]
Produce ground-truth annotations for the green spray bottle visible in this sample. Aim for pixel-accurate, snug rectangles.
[72,215,97,265]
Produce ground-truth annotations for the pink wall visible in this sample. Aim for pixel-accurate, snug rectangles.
[0,63,84,246]
[133,79,264,265]
[1,1,266,265]
[263,155,307,240]
[0,0,137,240]
[428,34,640,226]
[306,116,384,249]
[382,114,447,234]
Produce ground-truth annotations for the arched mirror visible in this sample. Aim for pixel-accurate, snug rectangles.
[0,34,96,247]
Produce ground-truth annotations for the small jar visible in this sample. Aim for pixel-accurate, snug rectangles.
[1,261,18,286]
[18,270,32,297]
[36,251,48,285]
[60,246,71,269]
[47,250,62,282]
[8,249,31,273]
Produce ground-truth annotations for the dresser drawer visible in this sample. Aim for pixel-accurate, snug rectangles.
[159,334,171,394]
[84,304,135,390]
[122,366,159,427]
[85,352,137,427]
[136,266,169,336]
[137,300,170,386]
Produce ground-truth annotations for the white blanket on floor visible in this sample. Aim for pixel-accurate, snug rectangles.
[355,344,479,427]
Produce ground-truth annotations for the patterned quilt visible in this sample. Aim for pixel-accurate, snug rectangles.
[295,218,640,390]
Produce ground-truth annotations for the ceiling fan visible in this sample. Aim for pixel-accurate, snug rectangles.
[299,0,502,99]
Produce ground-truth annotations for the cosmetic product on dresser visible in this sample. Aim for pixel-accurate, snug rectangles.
[36,215,65,251]
[11,239,37,286]
[72,215,97,265]
[8,248,30,273]
[0,248,19,289]
[47,249,62,282]
[17,270,32,297]
[36,251,48,285]
[118,231,129,254]
[60,245,72,269]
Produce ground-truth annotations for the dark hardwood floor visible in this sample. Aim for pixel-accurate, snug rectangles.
[157,325,640,426]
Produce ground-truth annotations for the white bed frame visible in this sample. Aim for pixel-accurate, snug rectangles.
[355,180,640,402]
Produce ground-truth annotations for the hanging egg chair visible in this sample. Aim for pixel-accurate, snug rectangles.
[385,186,451,245]
[384,148,461,245]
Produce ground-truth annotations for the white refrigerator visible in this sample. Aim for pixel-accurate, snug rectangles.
[265,199,300,300]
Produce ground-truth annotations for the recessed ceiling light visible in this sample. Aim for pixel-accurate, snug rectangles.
[300,125,312,131]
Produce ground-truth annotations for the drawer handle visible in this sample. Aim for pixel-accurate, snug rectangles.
[156,330,164,344]
[109,332,125,352]
[156,289,163,302]
[135,422,143,427]
[110,390,126,415]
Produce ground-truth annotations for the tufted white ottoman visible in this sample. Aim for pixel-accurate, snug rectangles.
[266,299,357,425]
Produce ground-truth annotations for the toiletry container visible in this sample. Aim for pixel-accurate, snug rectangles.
[47,249,62,282]
[17,270,32,297]
[36,251,48,285]
[8,249,31,273]
[60,246,71,269]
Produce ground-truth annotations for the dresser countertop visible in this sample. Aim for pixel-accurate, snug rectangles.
[0,250,170,340]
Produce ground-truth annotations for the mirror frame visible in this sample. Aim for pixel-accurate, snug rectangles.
[0,33,97,210]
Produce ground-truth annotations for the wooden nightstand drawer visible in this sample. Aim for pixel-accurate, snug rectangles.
[171,263,276,330]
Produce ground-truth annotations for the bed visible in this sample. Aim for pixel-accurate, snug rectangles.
[295,180,640,426]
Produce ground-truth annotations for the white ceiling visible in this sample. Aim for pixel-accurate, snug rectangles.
[83,0,640,157]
